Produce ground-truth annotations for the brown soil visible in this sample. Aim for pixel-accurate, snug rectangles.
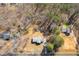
[55,31,77,55]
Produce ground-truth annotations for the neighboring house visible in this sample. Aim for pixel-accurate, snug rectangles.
[61,25,71,35]
[32,36,44,44]
[1,31,10,40]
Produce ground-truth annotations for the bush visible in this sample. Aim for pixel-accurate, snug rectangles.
[52,27,60,35]
[53,35,64,49]
[47,43,54,52]
[55,29,60,35]
[47,35,64,51]
[53,15,61,23]
[47,12,54,19]
[47,12,60,22]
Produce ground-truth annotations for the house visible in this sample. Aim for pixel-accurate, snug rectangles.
[61,25,71,36]
[1,31,10,40]
[32,36,44,44]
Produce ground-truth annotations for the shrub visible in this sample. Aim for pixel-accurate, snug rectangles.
[53,15,61,23]
[47,43,54,52]
[47,35,64,51]
[52,27,60,35]
[47,12,54,19]
[53,35,64,49]
[47,12,60,22]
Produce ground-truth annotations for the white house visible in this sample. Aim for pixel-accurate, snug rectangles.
[32,36,44,44]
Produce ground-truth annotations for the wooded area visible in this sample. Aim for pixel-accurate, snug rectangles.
[0,3,79,56]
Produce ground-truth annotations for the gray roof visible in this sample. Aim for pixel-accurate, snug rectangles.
[61,27,71,33]
[2,32,10,40]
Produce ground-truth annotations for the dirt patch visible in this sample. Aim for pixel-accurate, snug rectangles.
[55,30,77,55]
